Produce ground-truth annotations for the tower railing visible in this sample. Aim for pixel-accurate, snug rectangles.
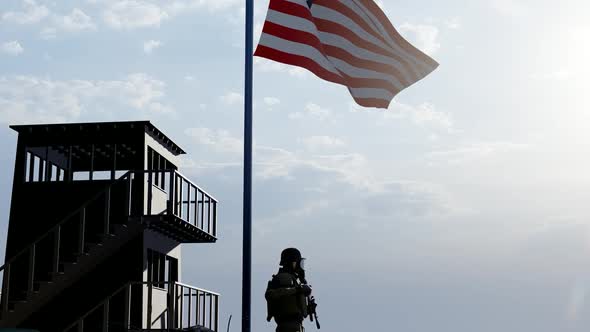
[62,281,220,332]
[145,170,218,238]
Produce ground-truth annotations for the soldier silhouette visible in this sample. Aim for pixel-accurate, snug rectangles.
[265,248,311,332]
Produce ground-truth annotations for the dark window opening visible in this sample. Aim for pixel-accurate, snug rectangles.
[147,249,178,290]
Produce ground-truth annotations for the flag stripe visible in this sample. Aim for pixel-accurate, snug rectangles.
[355,0,439,69]
[254,0,438,108]
[257,33,339,76]
[262,21,408,91]
[312,1,428,75]
[314,19,420,81]
[254,45,344,84]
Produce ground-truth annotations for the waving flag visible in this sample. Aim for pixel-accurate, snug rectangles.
[254,0,439,108]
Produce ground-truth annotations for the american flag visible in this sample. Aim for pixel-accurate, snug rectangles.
[254,0,439,109]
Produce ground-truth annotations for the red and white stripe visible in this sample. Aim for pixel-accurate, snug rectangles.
[254,0,439,108]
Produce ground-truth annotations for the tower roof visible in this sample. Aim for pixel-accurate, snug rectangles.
[10,120,186,155]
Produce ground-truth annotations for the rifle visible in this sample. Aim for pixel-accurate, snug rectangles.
[307,295,320,329]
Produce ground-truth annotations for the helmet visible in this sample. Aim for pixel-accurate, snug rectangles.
[280,248,302,266]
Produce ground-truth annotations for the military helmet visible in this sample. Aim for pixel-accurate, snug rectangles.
[280,248,302,266]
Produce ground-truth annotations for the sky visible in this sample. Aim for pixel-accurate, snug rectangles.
[1,0,590,331]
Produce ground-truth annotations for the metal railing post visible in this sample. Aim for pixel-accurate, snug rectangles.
[104,188,111,235]
[53,226,61,273]
[123,284,131,330]
[28,244,36,293]
[102,298,109,332]
[2,264,11,314]
[78,208,86,255]
[147,172,153,215]
[147,282,153,329]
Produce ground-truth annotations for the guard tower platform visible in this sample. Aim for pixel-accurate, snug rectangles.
[0,121,220,332]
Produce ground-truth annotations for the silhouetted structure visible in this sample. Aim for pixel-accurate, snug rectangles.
[0,121,220,332]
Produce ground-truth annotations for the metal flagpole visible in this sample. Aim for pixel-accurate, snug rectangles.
[242,0,254,331]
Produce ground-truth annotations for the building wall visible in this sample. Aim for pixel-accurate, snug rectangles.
[142,229,181,329]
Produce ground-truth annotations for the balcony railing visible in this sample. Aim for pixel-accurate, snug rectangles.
[144,170,218,238]
[63,281,220,331]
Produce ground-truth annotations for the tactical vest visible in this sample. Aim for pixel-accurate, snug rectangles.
[266,272,308,322]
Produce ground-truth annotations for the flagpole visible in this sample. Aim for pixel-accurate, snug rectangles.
[242,0,254,331]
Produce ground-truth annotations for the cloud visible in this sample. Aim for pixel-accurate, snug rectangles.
[426,142,530,165]
[58,8,97,31]
[1,41,24,56]
[1,0,49,24]
[143,39,163,54]
[490,0,527,17]
[0,73,173,124]
[95,0,241,29]
[289,103,331,121]
[399,23,441,56]
[376,101,453,132]
[254,57,309,78]
[184,127,243,154]
[444,17,462,30]
[301,136,345,152]
[263,97,280,107]
[103,0,170,29]
[220,91,243,106]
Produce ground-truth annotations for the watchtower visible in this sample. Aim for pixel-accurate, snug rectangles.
[0,121,220,331]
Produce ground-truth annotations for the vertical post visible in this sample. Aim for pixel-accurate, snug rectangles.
[147,172,153,215]
[77,319,84,332]
[28,154,35,182]
[168,283,176,329]
[78,208,86,255]
[67,146,73,182]
[90,144,95,181]
[242,2,254,332]
[103,298,109,332]
[147,283,153,329]
[53,226,61,273]
[123,284,131,330]
[2,264,11,314]
[44,147,50,182]
[111,145,117,180]
[28,244,36,293]
[168,171,175,215]
[179,286,184,328]
[215,295,219,332]
[178,178,184,220]
[104,188,111,235]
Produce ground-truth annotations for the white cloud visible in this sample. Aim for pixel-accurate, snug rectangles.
[143,40,163,54]
[0,73,173,124]
[1,41,24,56]
[1,0,49,24]
[184,127,243,154]
[289,103,331,121]
[220,91,243,106]
[383,101,453,132]
[263,97,280,107]
[444,17,462,29]
[490,0,527,17]
[58,8,97,31]
[531,70,571,81]
[184,75,195,81]
[426,142,530,165]
[399,23,441,55]
[103,0,169,29]
[254,57,309,78]
[301,136,345,151]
